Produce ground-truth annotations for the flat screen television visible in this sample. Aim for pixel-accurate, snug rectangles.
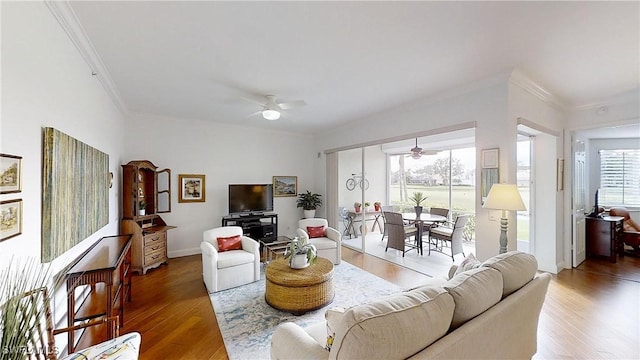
[228,184,274,215]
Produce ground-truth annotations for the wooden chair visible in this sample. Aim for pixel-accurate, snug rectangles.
[428,214,469,261]
[383,211,419,257]
[608,207,640,256]
[5,286,140,360]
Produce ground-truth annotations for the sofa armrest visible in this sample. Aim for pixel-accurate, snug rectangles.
[271,322,329,360]
[297,228,310,241]
[325,227,341,243]
[200,241,219,260]
[241,236,260,254]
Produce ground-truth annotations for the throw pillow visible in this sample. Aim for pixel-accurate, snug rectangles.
[453,253,481,277]
[216,235,242,252]
[307,226,325,238]
[325,307,345,351]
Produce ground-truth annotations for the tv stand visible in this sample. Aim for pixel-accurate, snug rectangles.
[222,213,278,243]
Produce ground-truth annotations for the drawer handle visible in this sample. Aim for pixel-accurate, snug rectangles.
[152,245,160,250]
[152,254,160,260]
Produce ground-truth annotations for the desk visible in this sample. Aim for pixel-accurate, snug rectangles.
[402,213,447,255]
[345,210,383,237]
[586,216,623,263]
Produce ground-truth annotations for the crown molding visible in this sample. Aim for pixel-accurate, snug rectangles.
[45,0,129,116]
[572,87,640,112]
[509,69,567,111]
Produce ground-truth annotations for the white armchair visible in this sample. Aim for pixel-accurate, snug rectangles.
[297,218,341,265]
[201,226,260,293]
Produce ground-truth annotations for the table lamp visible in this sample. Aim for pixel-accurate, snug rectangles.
[483,183,526,253]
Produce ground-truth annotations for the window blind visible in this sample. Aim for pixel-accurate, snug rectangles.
[599,149,640,207]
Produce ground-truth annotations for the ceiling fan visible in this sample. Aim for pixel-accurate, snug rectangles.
[408,138,438,159]
[243,95,307,121]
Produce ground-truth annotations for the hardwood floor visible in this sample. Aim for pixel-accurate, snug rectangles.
[120,249,640,360]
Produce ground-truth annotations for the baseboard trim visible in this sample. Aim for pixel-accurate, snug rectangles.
[168,248,201,258]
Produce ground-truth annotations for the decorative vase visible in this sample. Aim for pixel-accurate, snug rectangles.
[139,209,146,216]
[290,254,309,269]
[303,209,316,219]
[414,206,422,219]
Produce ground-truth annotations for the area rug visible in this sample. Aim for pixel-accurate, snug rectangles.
[210,261,402,360]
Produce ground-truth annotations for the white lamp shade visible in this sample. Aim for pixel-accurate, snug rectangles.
[262,109,281,120]
[483,183,526,211]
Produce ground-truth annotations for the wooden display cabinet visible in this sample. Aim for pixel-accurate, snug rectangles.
[121,160,175,274]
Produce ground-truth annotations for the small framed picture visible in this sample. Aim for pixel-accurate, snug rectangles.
[481,148,499,169]
[1,154,22,194]
[178,174,206,203]
[1,199,23,241]
[273,176,297,197]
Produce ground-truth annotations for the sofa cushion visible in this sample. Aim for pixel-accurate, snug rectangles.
[325,307,345,351]
[216,235,242,252]
[329,286,454,359]
[453,253,481,277]
[443,267,503,329]
[481,251,538,297]
[308,237,336,250]
[216,250,255,269]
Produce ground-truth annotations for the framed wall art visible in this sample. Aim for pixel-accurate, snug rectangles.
[1,198,23,241]
[273,176,297,197]
[0,153,22,194]
[179,174,206,203]
[481,148,499,169]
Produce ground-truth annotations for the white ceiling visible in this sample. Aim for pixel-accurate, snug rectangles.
[68,1,639,134]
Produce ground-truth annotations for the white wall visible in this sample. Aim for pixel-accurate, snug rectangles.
[123,113,316,258]
[507,74,567,273]
[0,2,126,272]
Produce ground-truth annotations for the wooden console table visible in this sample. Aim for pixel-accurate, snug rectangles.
[64,234,132,352]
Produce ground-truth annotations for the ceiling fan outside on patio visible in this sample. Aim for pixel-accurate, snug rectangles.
[409,138,438,159]
[243,95,307,121]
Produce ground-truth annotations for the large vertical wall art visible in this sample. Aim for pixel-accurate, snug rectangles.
[42,127,109,262]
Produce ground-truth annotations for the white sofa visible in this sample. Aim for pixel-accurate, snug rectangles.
[271,251,551,359]
[201,226,260,293]
[297,218,342,265]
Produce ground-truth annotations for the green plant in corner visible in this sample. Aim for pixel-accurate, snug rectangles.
[1,257,57,360]
[296,191,322,210]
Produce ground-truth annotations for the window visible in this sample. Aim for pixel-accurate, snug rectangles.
[599,149,640,207]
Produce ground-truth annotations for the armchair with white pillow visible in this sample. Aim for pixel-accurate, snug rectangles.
[297,218,341,265]
[201,226,260,293]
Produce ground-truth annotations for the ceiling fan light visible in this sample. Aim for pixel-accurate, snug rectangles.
[411,152,422,159]
[262,109,280,120]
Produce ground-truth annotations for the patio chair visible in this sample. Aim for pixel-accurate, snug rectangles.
[383,211,419,257]
[428,214,469,261]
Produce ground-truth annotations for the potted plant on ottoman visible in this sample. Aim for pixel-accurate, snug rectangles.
[354,202,362,213]
[284,237,318,269]
[297,191,322,219]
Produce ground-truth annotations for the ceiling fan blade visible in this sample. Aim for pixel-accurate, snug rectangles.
[246,110,263,118]
[241,96,266,107]
[277,99,307,110]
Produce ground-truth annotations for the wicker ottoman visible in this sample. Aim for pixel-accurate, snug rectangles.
[265,257,335,315]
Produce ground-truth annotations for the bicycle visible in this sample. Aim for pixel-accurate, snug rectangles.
[345,173,369,191]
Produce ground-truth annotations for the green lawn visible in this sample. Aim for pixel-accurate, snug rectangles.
[389,185,476,213]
